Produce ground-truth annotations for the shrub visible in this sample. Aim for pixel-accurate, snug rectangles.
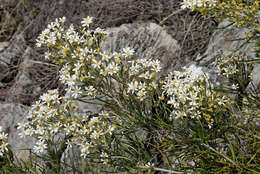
[1,0,260,173]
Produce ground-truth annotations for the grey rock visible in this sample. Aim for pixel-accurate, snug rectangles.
[0,61,9,81]
[0,34,26,65]
[0,103,35,160]
[196,20,254,67]
[0,42,9,52]
[15,47,33,86]
[0,35,26,81]
[196,20,259,94]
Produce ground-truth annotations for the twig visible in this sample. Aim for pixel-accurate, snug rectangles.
[153,167,185,174]
[202,143,241,169]
[28,60,58,67]
[236,127,260,140]
[139,166,185,174]
[160,9,184,25]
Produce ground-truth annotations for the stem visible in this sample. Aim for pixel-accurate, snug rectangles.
[202,143,241,169]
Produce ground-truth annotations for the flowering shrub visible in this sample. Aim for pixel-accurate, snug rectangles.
[163,65,233,128]
[182,0,259,27]
[14,15,241,172]
[0,0,259,173]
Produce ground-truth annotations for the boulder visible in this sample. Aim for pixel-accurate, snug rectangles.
[0,42,9,52]
[0,103,35,161]
[196,20,255,67]
[0,35,26,82]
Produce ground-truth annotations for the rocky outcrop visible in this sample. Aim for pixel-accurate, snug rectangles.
[196,21,255,67]
[193,20,259,87]
[0,35,26,82]
[0,103,35,160]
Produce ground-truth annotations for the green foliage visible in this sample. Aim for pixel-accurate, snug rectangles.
[0,0,259,173]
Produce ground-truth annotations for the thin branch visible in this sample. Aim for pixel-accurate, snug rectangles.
[139,166,185,174]
[202,143,241,169]
[160,9,184,25]
[153,167,185,174]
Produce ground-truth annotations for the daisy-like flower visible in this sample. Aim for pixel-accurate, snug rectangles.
[59,16,66,24]
[66,140,73,148]
[232,84,239,90]
[91,59,101,69]
[0,142,8,153]
[137,89,147,101]
[71,86,82,98]
[106,62,119,75]
[130,63,140,76]
[0,132,8,141]
[66,74,77,86]
[80,142,92,158]
[36,39,44,48]
[33,140,47,153]
[127,80,139,94]
[106,125,115,135]
[49,123,61,134]
[85,86,96,97]
[81,16,93,28]
[100,152,109,164]
[122,47,135,57]
[181,0,216,9]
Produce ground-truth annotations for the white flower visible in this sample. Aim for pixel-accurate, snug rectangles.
[49,123,61,134]
[106,62,119,75]
[91,59,101,69]
[127,81,139,94]
[71,86,82,98]
[90,130,100,139]
[167,97,179,108]
[25,128,34,136]
[0,142,8,153]
[122,47,135,57]
[81,16,93,27]
[64,124,73,134]
[181,0,216,9]
[137,90,146,101]
[129,63,140,76]
[100,152,109,164]
[66,140,73,148]
[232,84,239,90]
[36,39,44,47]
[66,74,77,86]
[0,132,8,141]
[33,140,47,153]
[59,16,66,24]
[80,142,92,158]
[106,125,115,135]
[85,86,96,97]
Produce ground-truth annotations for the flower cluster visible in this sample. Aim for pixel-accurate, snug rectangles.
[213,53,254,90]
[0,127,8,156]
[26,16,162,163]
[36,16,161,103]
[182,0,259,27]
[162,65,232,128]
[181,0,217,10]
[213,53,245,78]
[126,58,161,101]
[18,88,115,162]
